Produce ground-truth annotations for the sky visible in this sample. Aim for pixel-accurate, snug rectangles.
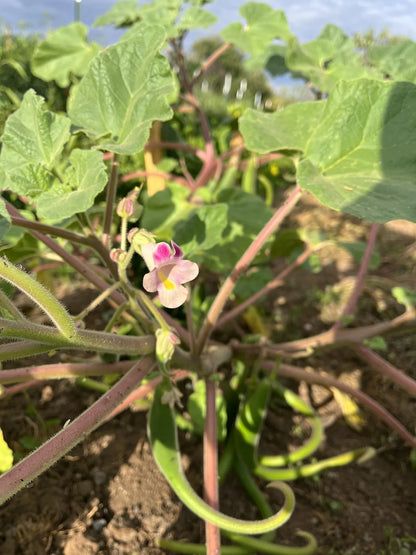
[1,0,416,46]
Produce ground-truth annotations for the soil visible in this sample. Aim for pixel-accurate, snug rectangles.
[1,194,416,555]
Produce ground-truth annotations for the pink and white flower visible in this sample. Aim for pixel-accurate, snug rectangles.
[142,241,199,309]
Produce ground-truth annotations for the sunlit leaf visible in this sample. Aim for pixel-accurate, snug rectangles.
[68,26,174,154]
[221,2,293,56]
[367,39,416,83]
[239,101,326,154]
[298,79,416,223]
[177,6,217,31]
[0,90,70,199]
[31,23,100,87]
[36,150,108,221]
[174,204,228,254]
[93,0,140,28]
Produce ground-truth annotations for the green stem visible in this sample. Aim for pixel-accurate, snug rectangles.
[0,317,155,356]
[0,340,55,362]
[0,288,26,321]
[0,257,76,338]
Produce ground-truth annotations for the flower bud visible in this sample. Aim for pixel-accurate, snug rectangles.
[128,228,155,254]
[110,248,127,263]
[116,197,134,219]
[155,328,180,365]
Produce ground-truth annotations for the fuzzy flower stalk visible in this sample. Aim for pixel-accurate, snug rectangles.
[142,241,199,309]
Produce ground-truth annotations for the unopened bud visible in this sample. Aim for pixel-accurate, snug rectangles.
[128,228,155,254]
[116,198,134,218]
[110,248,127,263]
[155,328,180,365]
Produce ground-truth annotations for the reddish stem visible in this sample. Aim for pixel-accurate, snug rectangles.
[332,223,379,332]
[204,378,221,554]
[0,380,44,398]
[0,358,153,504]
[106,369,190,420]
[354,344,416,397]
[268,361,416,449]
[196,184,302,353]
[191,42,231,86]
[217,245,314,329]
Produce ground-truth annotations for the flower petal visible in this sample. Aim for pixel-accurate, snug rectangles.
[168,260,199,285]
[171,241,183,259]
[157,282,188,309]
[141,243,157,271]
[143,269,159,292]
[153,242,173,266]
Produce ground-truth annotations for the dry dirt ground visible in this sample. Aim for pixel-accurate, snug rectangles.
[0,196,415,554]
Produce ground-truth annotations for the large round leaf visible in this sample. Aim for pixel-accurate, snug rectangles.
[299,79,416,223]
[68,25,174,155]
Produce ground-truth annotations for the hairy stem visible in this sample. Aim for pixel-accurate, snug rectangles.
[236,308,416,357]
[0,358,153,505]
[0,317,155,356]
[0,257,76,338]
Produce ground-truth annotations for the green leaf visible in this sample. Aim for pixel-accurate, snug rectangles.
[36,150,108,221]
[239,101,326,154]
[68,26,174,154]
[177,6,217,31]
[93,0,140,28]
[367,39,416,83]
[174,204,228,254]
[122,0,182,38]
[221,2,293,57]
[391,286,416,311]
[363,336,387,351]
[31,23,100,87]
[0,90,70,199]
[298,79,416,223]
[0,429,13,474]
[337,241,381,270]
[0,198,11,240]
[141,184,193,239]
[285,28,382,92]
[234,267,274,301]
[202,189,273,272]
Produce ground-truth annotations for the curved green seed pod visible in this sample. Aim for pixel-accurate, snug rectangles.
[226,531,317,555]
[148,379,295,535]
[158,531,317,555]
[235,378,375,481]
[0,257,76,339]
[259,384,323,467]
[254,446,375,481]
[157,538,251,554]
